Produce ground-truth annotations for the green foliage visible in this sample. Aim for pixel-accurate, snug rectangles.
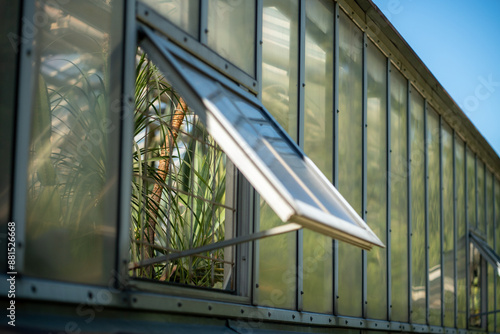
[130,53,229,288]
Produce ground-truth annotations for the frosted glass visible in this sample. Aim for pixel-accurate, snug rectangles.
[257,201,296,309]
[25,0,120,284]
[486,171,493,247]
[366,40,388,320]
[140,0,199,38]
[427,107,441,326]
[477,160,485,235]
[488,265,494,332]
[258,0,299,310]
[410,88,426,324]
[455,137,467,328]
[390,68,408,322]
[262,0,299,141]
[302,0,334,313]
[207,0,256,75]
[442,122,454,327]
[337,10,363,317]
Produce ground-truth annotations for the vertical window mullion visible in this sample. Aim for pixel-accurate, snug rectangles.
[386,59,392,321]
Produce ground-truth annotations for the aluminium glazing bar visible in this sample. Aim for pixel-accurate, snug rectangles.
[116,0,137,289]
[453,130,458,328]
[11,1,37,274]
[439,115,445,326]
[387,59,392,321]
[199,0,208,45]
[362,31,368,318]
[407,80,413,322]
[296,0,306,312]
[424,99,430,325]
[333,1,340,316]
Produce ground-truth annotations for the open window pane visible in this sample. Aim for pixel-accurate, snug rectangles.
[130,54,236,288]
[138,25,384,251]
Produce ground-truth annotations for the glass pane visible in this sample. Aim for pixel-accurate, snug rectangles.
[410,88,426,324]
[338,10,363,317]
[207,0,256,76]
[427,106,441,325]
[140,0,200,38]
[477,160,485,235]
[442,122,454,327]
[262,0,299,141]
[24,0,122,284]
[390,67,408,322]
[258,201,297,309]
[130,62,236,288]
[486,171,493,247]
[469,245,481,327]
[366,40,387,320]
[0,2,21,270]
[258,0,299,310]
[488,265,494,332]
[467,147,476,231]
[455,136,466,328]
[303,0,334,313]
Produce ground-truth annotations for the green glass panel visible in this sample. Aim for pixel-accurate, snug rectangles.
[338,10,363,317]
[486,170,494,247]
[24,0,122,285]
[442,122,454,327]
[410,88,426,324]
[262,0,299,142]
[207,0,256,76]
[302,0,334,313]
[366,40,387,320]
[488,265,494,332]
[427,107,441,326]
[390,67,408,322]
[469,245,481,327]
[455,137,466,328]
[257,202,296,309]
[467,147,476,230]
[477,160,485,236]
[258,0,299,310]
[140,0,200,38]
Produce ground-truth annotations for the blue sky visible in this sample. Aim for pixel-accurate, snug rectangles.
[371,0,500,156]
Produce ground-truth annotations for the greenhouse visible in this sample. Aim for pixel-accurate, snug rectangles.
[1,0,499,333]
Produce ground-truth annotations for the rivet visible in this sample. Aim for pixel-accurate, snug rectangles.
[177,302,182,307]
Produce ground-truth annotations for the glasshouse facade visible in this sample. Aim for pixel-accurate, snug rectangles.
[1,0,500,333]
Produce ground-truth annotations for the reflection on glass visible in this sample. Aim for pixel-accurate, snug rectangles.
[259,0,297,309]
[455,137,466,328]
[25,0,120,284]
[366,40,387,320]
[486,171,493,247]
[258,202,296,309]
[140,0,199,38]
[338,10,363,317]
[390,67,408,322]
[467,148,476,231]
[488,265,494,332]
[427,107,441,325]
[207,0,256,75]
[477,160,485,235]
[442,122,454,327]
[262,0,299,141]
[410,88,426,324]
[302,0,334,313]
[469,245,481,327]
